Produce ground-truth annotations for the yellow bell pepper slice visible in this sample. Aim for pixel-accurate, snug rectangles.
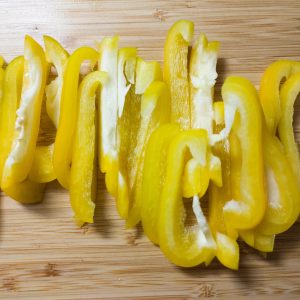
[44,35,69,128]
[117,54,165,221]
[104,47,136,197]
[221,76,267,231]
[207,100,239,270]
[158,130,217,267]
[2,35,48,188]
[98,36,118,176]
[126,81,170,228]
[278,72,300,186]
[164,20,194,129]
[135,57,162,94]
[189,33,219,135]
[209,140,239,269]
[53,46,99,189]
[29,35,69,183]
[0,55,45,203]
[70,71,107,224]
[141,123,181,244]
[259,60,300,134]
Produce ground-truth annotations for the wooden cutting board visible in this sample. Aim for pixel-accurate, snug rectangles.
[0,0,300,298]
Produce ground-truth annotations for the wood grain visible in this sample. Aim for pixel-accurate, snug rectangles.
[0,0,300,298]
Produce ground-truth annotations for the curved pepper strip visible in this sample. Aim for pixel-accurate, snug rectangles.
[189,32,219,136]
[53,46,99,189]
[208,103,239,270]
[98,36,118,175]
[239,89,300,253]
[70,71,107,224]
[125,81,171,228]
[141,124,181,244]
[221,76,267,231]
[104,47,136,197]
[278,72,300,187]
[2,36,48,189]
[29,35,69,183]
[158,130,217,267]
[164,20,194,129]
[0,55,45,203]
[116,55,164,221]
[259,60,300,134]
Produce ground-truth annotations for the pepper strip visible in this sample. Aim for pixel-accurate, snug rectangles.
[53,46,99,189]
[278,72,300,186]
[104,47,136,198]
[2,36,48,189]
[208,102,239,270]
[259,60,300,134]
[189,33,219,136]
[70,71,107,224]
[221,76,266,231]
[29,35,69,183]
[158,130,217,267]
[126,81,170,227]
[164,20,194,129]
[116,55,164,221]
[98,36,118,175]
[0,56,45,203]
[141,124,181,244]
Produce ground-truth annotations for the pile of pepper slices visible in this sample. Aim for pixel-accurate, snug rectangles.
[0,20,299,270]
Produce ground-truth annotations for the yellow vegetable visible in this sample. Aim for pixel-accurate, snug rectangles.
[54,46,99,189]
[70,71,107,224]
[164,20,194,129]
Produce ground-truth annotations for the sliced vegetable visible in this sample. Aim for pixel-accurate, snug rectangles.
[70,71,107,224]
[164,20,194,129]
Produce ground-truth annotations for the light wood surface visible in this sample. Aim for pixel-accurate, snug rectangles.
[0,0,300,299]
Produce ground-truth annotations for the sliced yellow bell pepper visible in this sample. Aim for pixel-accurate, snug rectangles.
[126,81,170,228]
[189,33,219,135]
[53,46,99,189]
[116,54,166,222]
[0,55,45,203]
[141,123,181,244]
[221,76,267,231]
[278,72,300,186]
[29,35,69,183]
[98,36,118,177]
[2,35,48,189]
[259,60,300,134]
[209,139,239,269]
[164,20,194,129]
[70,71,107,224]
[159,130,217,267]
[104,47,136,198]
[135,57,162,94]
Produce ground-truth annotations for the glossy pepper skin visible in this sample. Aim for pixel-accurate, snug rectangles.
[29,35,69,183]
[2,36,48,189]
[0,55,45,203]
[141,123,181,244]
[54,46,99,189]
[259,60,300,134]
[278,72,300,186]
[164,20,194,129]
[116,54,163,224]
[158,130,217,267]
[70,71,107,224]
[221,77,267,232]
[125,80,171,228]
